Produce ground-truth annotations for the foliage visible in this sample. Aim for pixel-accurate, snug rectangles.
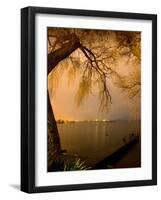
[64,158,90,171]
[48,28,141,111]
[49,153,90,171]
[75,76,92,106]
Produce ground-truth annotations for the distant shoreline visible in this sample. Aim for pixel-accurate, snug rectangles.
[56,119,141,124]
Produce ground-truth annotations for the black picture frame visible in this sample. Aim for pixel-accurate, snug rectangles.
[21,6,157,193]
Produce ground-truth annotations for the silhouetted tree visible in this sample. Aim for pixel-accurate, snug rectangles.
[47,28,141,170]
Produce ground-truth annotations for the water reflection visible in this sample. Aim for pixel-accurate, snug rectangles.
[58,121,140,166]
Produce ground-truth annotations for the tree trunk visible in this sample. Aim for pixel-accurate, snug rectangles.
[48,91,61,150]
[47,34,81,170]
[47,91,61,170]
[48,33,81,74]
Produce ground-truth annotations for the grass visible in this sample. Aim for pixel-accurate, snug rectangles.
[64,158,90,171]
[49,154,91,172]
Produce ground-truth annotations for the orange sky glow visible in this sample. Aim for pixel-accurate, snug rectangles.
[48,29,141,121]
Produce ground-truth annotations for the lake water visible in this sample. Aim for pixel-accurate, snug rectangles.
[58,121,141,167]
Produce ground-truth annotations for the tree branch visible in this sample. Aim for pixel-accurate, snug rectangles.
[48,34,81,75]
[79,45,112,104]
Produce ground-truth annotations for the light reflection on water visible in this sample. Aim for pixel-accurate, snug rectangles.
[58,121,141,166]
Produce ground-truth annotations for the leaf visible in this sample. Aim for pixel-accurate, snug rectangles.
[75,77,92,106]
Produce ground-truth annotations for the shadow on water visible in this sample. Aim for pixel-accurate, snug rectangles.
[93,135,140,169]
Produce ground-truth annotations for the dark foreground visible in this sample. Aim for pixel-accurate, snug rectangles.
[93,135,140,169]
[48,121,141,171]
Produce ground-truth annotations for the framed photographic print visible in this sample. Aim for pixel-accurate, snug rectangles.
[21,6,157,193]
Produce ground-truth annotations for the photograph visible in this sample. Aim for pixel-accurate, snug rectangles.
[47,27,141,172]
[21,6,157,193]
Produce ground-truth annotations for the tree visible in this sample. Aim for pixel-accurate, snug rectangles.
[47,28,141,170]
